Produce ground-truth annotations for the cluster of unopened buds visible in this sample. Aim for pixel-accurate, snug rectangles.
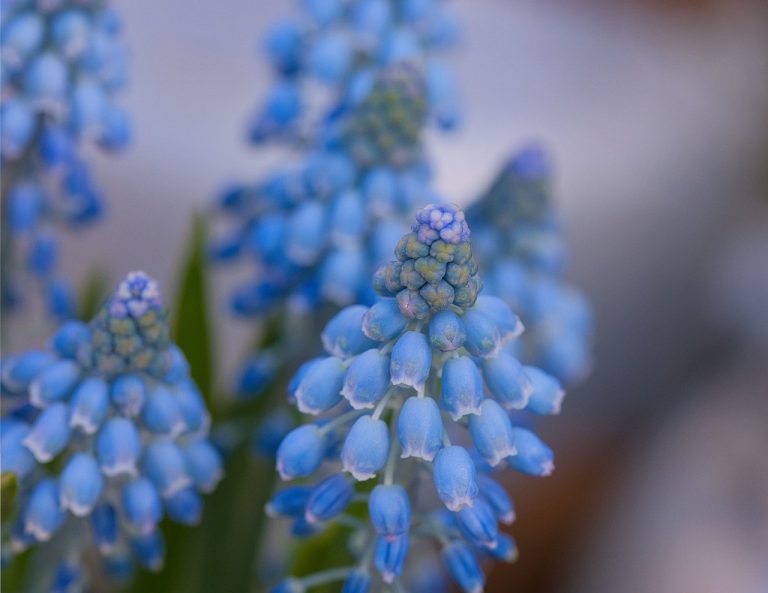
[270,204,563,593]
[0,272,222,590]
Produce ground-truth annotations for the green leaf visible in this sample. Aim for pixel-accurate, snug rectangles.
[1,471,19,522]
[77,268,111,321]
[171,213,214,410]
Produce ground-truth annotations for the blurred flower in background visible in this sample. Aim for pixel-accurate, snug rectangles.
[0,0,131,320]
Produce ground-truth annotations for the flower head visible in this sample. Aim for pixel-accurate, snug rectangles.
[0,272,222,587]
[466,144,593,384]
[1,1,131,319]
[269,206,565,593]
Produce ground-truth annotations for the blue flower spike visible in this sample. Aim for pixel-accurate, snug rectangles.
[0,272,222,587]
[466,144,593,385]
[271,205,567,592]
[1,0,132,319]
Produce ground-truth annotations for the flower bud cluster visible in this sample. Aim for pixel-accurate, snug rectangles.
[339,62,427,169]
[269,205,563,593]
[0,272,222,589]
[1,0,132,319]
[467,144,593,383]
[248,0,461,143]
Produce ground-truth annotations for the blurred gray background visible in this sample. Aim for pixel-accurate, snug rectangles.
[4,1,767,591]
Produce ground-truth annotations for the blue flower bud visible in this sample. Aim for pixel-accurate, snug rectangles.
[90,503,118,553]
[267,486,312,518]
[369,484,411,540]
[390,331,432,391]
[286,201,327,265]
[183,440,223,493]
[441,356,483,420]
[341,349,390,410]
[433,446,478,511]
[288,358,322,402]
[29,360,80,408]
[131,530,165,571]
[276,425,326,480]
[0,421,35,477]
[462,309,501,359]
[305,473,354,523]
[477,475,515,525]
[482,352,532,410]
[110,374,147,416]
[397,396,443,461]
[96,417,141,476]
[7,182,43,233]
[342,569,371,593]
[341,415,389,481]
[374,533,409,584]
[455,497,498,550]
[23,402,71,462]
[523,366,565,415]
[51,9,89,57]
[308,32,351,83]
[362,299,408,342]
[24,52,68,103]
[473,295,523,342]
[166,488,203,525]
[488,534,518,562]
[468,399,516,467]
[59,453,104,517]
[264,21,301,74]
[141,385,185,437]
[320,248,366,304]
[429,310,466,351]
[142,441,191,499]
[330,190,366,244]
[49,321,90,359]
[70,80,107,133]
[2,12,44,64]
[99,103,132,150]
[322,305,377,359]
[509,428,554,477]
[69,378,109,434]
[442,541,485,593]
[175,380,209,434]
[122,478,163,534]
[24,479,65,541]
[2,350,55,391]
[295,357,346,414]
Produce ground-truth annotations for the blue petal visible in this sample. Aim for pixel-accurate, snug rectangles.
[29,360,80,408]
[24,479,65,542]
[428,310,466,351]
[341,415,389,481]
[59,453,104,516]
[462,309,501,358]
[341,348,390,409]
[369,484,411,539]
[441,356,483,420]
[523,366,565,415]
[23,402,71,462]
[305,473,354,523]
[322,305,377,359]
[374,533,409,584]
[442,541,485,593]
[166,487,203,525]
[183,439,223,493]
[142,441,192,498]
[122,478,162,534]
[276,424,326,480]
[509,428,554,477]
[468,399,516,467]
[295,356,346,415]
[362,299,408,342]
[69,377,109,434]
[397,396,443,461]
[390,331,432,391]
[96,417,140,477]
[110,374,147,416]
[433,446,478,511]
[482,351,532,409]
[455,497,498,549]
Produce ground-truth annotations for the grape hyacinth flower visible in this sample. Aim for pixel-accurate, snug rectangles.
[1,0,131,318]
[269,204,564,593]
[0,272,222,588]
[247,0,461,144]
[466,144,593,384]
[212,1,464,402]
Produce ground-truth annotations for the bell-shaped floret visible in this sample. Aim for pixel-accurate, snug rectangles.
[341,349,390,409]
[441,356,484,420]
[390,331,432,391]
[433,446,478,511]
[468,399,516,467]
[341,415,389,481]
[276,425,326,480]
[397,396,443,461]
